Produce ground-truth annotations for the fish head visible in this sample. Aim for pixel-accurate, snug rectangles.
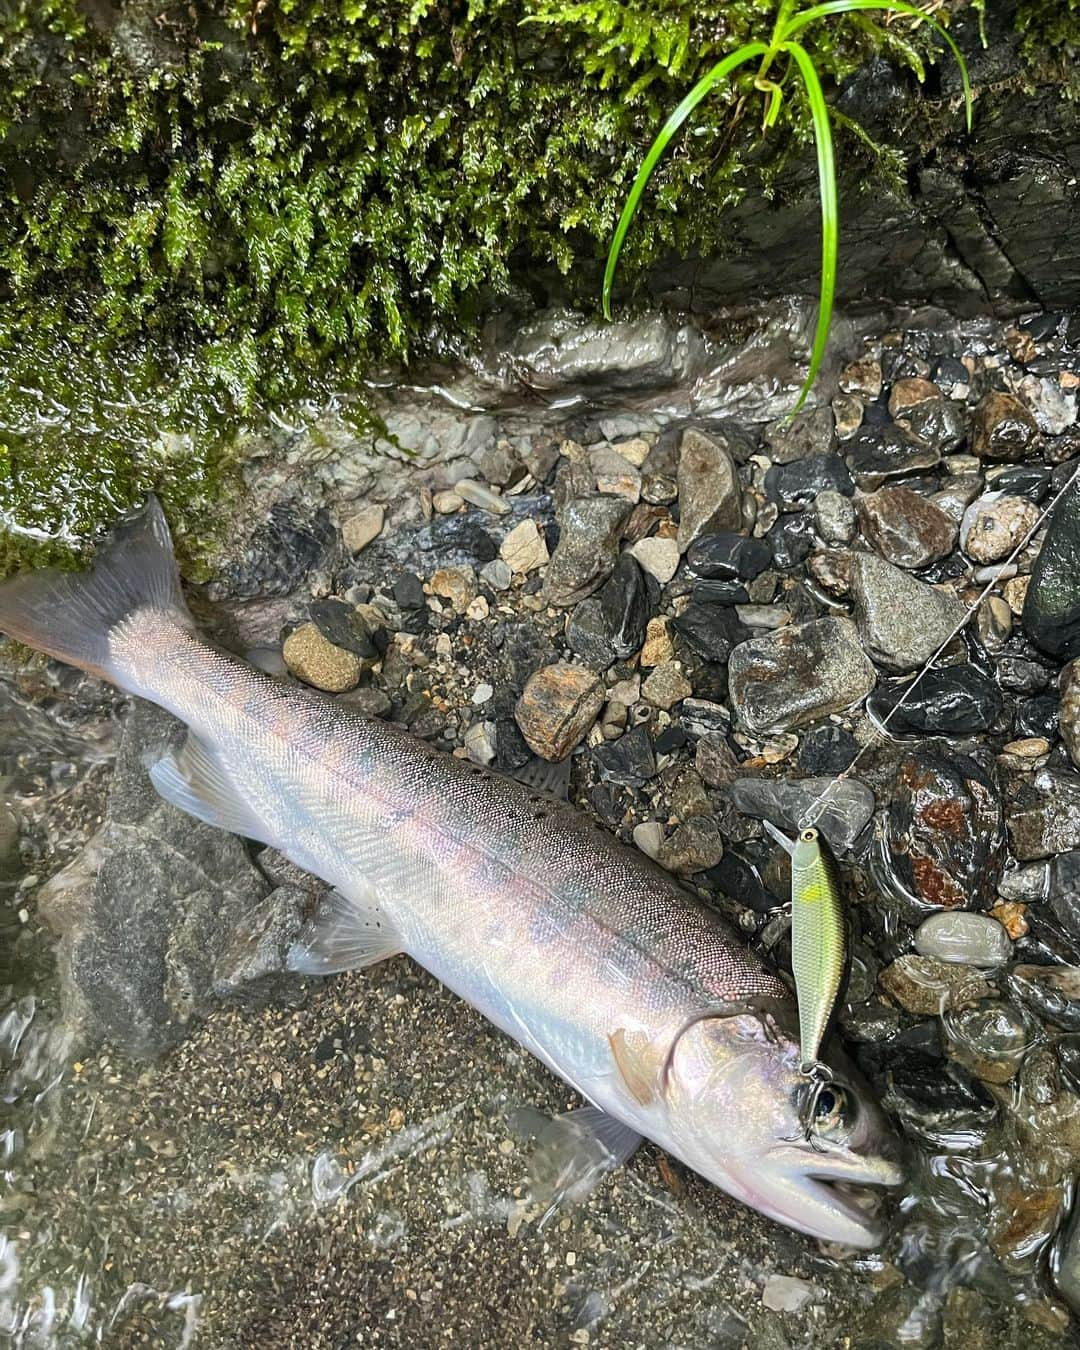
[665,1013,903,1247]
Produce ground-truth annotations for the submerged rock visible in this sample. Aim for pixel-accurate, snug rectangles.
[885,749,1004,909]
[914,912,1011,967]
[867,667,1004,737]
[879,955,993,1015]
[850,552,967,672]
[730,776,874,855]
[727,617,876,735]
[36,702,276,1059]
[1022,480,1080,659]
[1007,964,1080,1031]
[1009,772,1080,862]
[945,999,1035,1083]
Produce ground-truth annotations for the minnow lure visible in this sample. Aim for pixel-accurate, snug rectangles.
[763,822,846,1075]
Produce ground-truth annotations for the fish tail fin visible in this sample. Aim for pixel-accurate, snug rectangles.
[0,496,192,684]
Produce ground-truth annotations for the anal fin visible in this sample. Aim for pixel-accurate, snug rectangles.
[286,886,402,975]
[149,734,271,844]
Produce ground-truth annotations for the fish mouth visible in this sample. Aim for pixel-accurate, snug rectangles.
[761,1143,905,1248]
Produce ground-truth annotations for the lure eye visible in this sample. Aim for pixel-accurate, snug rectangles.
[813,1083,856,1138]
[800,827,818,843]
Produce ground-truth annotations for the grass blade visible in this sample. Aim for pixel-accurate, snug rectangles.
[602,41,768,320]
[783,0,973,131]
[780,40,837,415]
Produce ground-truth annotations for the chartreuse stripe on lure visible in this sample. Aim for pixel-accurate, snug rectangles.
[764,823,846,1071]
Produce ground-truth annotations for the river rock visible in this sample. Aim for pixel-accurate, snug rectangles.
[641,661,692,710]
[945,999,1034,1083]
[914,912,1012,967]
[341,503,385,553]
[1022,479,1080,659]
[763,406,836,463]
[36,702,275,1058]
[656,817,723,876]
[767,513,816,570]
[685,531,771,580]
[308,599,380,661]
[960,493,1040,563]
[856,485,956,568]
[514,663,604,761]
[676,428,741,550]
[1007,964,1080,1031]
[839,357,882,400]
[900,397,968,457]
[1050,850,1080,942]
[730,776,874,855]
[885,749,1004,909]
[565,599,616,669]
[597,553,650,660]
[850,552,967,672]
[283,623,363,692]
[813,489,857,544]
[845,424,941,489]
[867,667,1004,737]
[589,445,641,502]
[727,616,876,735]
[765,454,853,510]
[628,535,680,585]
[1061,659,1080,767]
[971,391,1039,461]
[500,519,549,574]
[879,955,993,1016]
[544,495,632,606]
[672,603,747,664]
[1009,771,1080,861]
[591,725,656,785]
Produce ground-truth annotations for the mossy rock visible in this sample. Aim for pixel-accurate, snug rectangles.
[0,1,1077,572]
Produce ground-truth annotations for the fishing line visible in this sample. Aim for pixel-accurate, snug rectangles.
[797,456,1080,834]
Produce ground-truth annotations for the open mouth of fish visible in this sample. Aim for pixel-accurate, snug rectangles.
[765,1143,905,1246]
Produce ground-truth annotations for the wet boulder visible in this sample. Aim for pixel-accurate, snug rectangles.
[851,552,967,672]
[884,748,1004,909]
[1023,479,1080,659]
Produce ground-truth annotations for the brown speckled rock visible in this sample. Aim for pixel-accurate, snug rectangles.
[282,623,362,692]
[514,662,604,761]
[971,391,1039,461]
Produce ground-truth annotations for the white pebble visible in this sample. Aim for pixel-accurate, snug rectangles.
[914,911,1012,968]
[472,683,494,705]
[456,479,512,515]
[629,536,680,585]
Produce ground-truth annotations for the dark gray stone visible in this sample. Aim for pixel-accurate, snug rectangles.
[1022,479,1080,660]
[544,495,632,607]
[765,455,853,510]
[850,552,967,672]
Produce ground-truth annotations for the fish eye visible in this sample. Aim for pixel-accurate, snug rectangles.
[800,827,818,843]
[812,1083,856,1138]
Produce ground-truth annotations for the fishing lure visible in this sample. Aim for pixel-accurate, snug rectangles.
[763,822,846,1075]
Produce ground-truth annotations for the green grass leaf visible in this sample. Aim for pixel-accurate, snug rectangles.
[601,40,769,320]
[780,39,837,415]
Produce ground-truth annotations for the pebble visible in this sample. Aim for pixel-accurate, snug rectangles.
[946,999,1034,1083]
[914,912,1011,967]
[611,436,651,466]
[1050,850,1080,941]
[731,776,874,854]
[727,616,876,735]
[846,425,941,489]
[695,734,740,789]
[309,598,379,661]
[765,454,853,510]
[1009,771,1080,861]
[976,595,1013,650]
[1007,965,1080,1032]
[933,472,983,525]
[1060,659,1080,768]
[500,520,550,574]
[856,485,956,569]
[655,817,723,876]
[543,495,632,606]
[734,604,790,630]
[676,428,742,550]
[763,406,835,463]
[1022,478,1080,659]
[679,698,731,738]
[282,623,362,692]
[960,493,1040,563]
[850,552,967,672]
[641,662,692,710]
[628,536,680,585]
[640,617,674,667]
[839,356,883,400]
[464,720,497,765]
[672,603,747,664]
[598,554,650,660]
[431,489,465,514]
[341,503,385,553]
[565,599,616,670]
[867,667,1003,736]
[514,663,605,761]
[429,566,478,614]
[632,821,664,860]
[970,391,1040,461]
[592,725,656,785]
[761,1275,817,1314]
[879,955,993,1016]
[471,682,494,705]
[685,531,772,580]
[888,376,939,417]
[767,513,816,570]
[1003,573,1031,616]
[798,725,857,775]
[885,749,1004,909]
[812,489,856,544]
[480,558,512,591]
[393,573,426,610]
[832,393,864,440]
[455,478,512,514]
[988,463,1052,502]
[899,397,967,456]
[589,446,641,502]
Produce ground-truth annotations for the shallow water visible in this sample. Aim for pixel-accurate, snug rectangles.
[2,301,1079,1347]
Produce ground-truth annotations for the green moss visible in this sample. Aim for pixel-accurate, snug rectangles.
[1015,0,1080,61]
[0,2,1031,574]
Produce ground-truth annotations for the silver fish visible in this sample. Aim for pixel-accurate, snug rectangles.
[0,500,902,1245]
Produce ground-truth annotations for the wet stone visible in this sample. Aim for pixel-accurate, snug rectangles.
[840,356,883,400]
[813,489,857,544]
[867,667,1004,737]
[730,776,874,855]
[888,376,940,417]
[833,393,864,441]
[640,616,674,666]
[765,454,853,510]
[1050,850,1080,941]
[514,662,605,761]
[597,554,650,661]
[1007,964,1080,1031]
[851,552,967,672]
[766,513,816,570]
[691,579,750,607]
[960,493,1041,564]
[676,428,742,550]
[308,599,379,660]
[727,616,876,736]
[856,485,956,569]
[914,912,1012,967]
[898,397,967,456]
[797,725,858,775]
[845,424,941,489]
[671,603,747,664]
[543,495,632,607]
[996,655,1051,694]
[988,464,1052,502]
[1023,479,1080,659]
[1060,659,1080,767]
[695,734,740,789]
[885,749,1004,909]
[1009,771,1080,861]
[763,406,835,463]
[946,999,1034,1083]
[879,955,994,1016]
[761,1275,817,1314]
[283,623,363,692]
[591,725,656,786]
[685,531,771,580]
[1015,693,1060,740]
[971,391,1040,461]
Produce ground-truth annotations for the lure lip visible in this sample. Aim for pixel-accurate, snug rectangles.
[761,818,797,856]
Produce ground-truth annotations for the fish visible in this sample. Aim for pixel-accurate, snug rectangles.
[763,822,847,1075]
[0,499,902,1246]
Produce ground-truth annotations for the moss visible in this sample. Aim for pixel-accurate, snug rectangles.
[1014,0,1080,62]
[0,2,1039,573]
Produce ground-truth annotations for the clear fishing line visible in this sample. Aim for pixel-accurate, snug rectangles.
[797,456,1080,833]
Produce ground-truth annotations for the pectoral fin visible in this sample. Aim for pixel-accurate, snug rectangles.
[149,734,272,844]
[286,886,402,975]
[518,1105,641,1222]
[608,1027,664,1106]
